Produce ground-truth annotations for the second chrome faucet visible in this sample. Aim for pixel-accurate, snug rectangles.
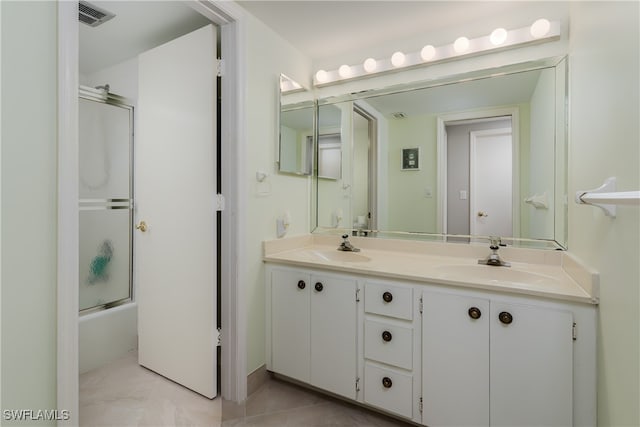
[338,234,360,252]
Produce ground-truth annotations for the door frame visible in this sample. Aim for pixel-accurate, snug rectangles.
[436,107,520,238]
[352,104,378,230]
[57,1,248,421]
[469,127,514,236]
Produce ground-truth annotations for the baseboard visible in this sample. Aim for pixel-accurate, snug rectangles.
[247,364,268,396]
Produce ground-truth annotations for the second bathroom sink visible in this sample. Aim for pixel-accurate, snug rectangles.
[301,249,371,263]
[431,264,561,288]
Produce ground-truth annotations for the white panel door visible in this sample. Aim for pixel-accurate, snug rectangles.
[470,128,513,237]
[310,275,357,400]
[422,290,490,427]
[136,25,217,398]
[490,302,573,426]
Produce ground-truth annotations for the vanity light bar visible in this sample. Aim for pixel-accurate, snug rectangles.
[313,19,561,87]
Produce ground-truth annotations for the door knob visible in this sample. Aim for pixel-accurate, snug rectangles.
[382,330,393,342]
[477,211,488,217]
[382,291,393,303]
[297,280,306,290]
[314,282,323,292]
[135,221,148,232]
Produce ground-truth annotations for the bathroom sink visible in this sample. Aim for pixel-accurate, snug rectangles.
[431,264,561,288]
[302,249,371,263]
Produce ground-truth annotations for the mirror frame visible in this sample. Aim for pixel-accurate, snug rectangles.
[311,56,569,250]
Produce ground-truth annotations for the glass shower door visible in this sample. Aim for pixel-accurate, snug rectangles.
[79,89,133,311]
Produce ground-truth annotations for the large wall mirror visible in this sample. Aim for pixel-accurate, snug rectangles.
[312,57,568,249]
[278,74,314,176]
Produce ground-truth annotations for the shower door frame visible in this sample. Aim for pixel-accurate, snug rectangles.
[57,1,248,422]
[78,87,134,313]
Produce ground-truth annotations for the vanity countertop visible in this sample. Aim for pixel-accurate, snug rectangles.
[263,235,599,305]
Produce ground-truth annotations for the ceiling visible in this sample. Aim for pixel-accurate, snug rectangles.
[283,68,543,130]
[79,1,210,74]
[363,68,543,117]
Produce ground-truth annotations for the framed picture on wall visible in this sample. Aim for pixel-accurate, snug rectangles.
[401,147,421,171]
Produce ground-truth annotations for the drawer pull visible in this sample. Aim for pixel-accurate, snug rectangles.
[297,280,306,290]
[381,330,393,342]
[314,282,324,292]
[382,291,393,303]
[382,376,393,388]
[468,307,482,319]
[499,311,513,325]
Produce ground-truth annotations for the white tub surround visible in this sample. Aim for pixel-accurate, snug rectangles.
[79,302,137,374]
[263,234,599,305]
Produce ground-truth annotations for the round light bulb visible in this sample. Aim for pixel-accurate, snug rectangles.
[420,45,436,61]
[453,36,470,53]
[315,69,328,83]
[363,58,377,73]
[530,18,551,38]
[490,28,508,46]
[391,51,406,68]
[338,64,352,78]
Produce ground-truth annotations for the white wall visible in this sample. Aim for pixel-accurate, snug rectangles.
[1,1,58,421]
[242,11,313,373]
[81,57,138,103]
[568,2,639,425]
[528,68,555,239]
[387,115,438,232]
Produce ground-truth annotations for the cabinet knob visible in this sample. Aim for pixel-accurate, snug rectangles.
[382,291,393,303]
[381,330,393,342]
[382,377,393,388]
[297,280,306,290]
[499,311,513,325]
[315,282,324,292]
[468,307,482,319]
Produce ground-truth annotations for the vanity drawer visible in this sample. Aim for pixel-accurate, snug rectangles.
[364,281,413,320]
[364,362,413,419]
[364,319,413,370]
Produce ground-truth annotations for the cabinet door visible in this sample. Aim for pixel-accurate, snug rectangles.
[310,274,357,399]
[490,302,573,427]
[422,290,490,427]
[271,269,310,383]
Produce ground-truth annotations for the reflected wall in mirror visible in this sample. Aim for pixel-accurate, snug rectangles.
[278,74,314,176]
[316,102,377,230]
[314,57,568,248]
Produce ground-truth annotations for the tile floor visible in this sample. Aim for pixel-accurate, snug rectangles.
[222,376,417,427]
[80,352,416,427]
[79,351,221,426]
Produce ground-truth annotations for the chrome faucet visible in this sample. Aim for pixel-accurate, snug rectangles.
[338,234,360,252]
[478,236,510,267]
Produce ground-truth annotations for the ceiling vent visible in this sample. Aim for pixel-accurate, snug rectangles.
[79,1,115,27]
[392,112,407,119]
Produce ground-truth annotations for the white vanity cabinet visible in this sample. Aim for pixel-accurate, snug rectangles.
[267,267,358,400]
[265,262,595,426]
[362,280,422,422]
[422,289,573,427]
